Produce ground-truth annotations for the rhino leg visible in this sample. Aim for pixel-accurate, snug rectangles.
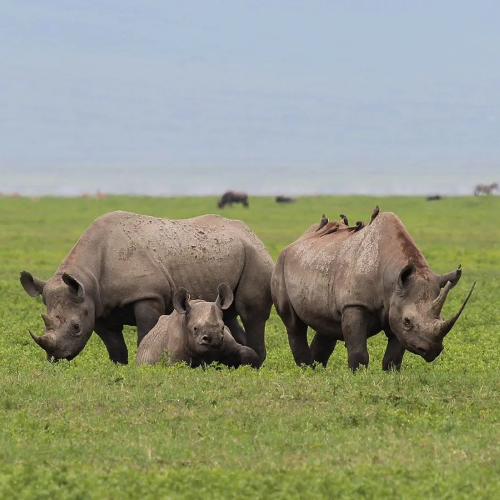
[272,272,312,366]
[133,299,165,346]
[342,307,370,371]
[219,333,260,368]
[382,331,406,371]
[239,315,268,367]
[228,345,260,368]
[234,281,272,367]
[95,320,128,364]
[223,309,247,346]
[310,332,337,367]
[274,300,312,366]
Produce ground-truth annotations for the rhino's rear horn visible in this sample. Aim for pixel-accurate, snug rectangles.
[437,281,476,339]
[431,280,453,316]
[41,313,53,329]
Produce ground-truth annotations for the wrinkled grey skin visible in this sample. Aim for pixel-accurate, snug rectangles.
[21,211,273,365]
[271,212,475,371]
[137,284,260,368]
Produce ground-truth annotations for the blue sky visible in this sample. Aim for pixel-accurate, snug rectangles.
[1,0,499,172]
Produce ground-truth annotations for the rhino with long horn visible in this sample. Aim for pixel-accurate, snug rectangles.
[271,210,476,371]
[20,211,274,364]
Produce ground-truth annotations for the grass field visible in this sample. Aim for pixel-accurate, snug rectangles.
[1,194,499,499]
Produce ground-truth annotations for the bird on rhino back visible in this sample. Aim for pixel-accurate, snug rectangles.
[271,208,475,371]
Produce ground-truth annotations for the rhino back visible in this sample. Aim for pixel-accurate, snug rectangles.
[58,211,271,310]
[279,212,427,331]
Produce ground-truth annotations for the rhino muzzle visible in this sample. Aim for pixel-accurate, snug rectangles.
[28,330,74,360]
[408,343,443,362]
[199,333,224,348]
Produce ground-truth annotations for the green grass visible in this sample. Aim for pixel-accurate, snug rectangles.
[1,194,499,499]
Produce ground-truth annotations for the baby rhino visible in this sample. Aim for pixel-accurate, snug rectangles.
[136,284,260,368]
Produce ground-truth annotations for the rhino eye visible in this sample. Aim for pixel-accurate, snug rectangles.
[403,317,412,328]
[72,323,81,334]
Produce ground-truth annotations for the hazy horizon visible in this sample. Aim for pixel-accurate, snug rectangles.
[1,1,499,195]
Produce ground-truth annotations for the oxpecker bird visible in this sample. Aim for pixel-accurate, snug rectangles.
[353,221,365,231]
[370,205,380,224]
[340,214,349,225]
[316,214,329,231]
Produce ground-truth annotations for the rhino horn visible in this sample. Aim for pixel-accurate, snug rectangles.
[29,329,57,352]
[431,280,453,316]
[436,281,476,339]
[41,313,53,329]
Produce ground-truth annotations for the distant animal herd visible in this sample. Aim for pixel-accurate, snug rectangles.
[217,190,296,208]
[215,183,497,209]
[21,200,477,371]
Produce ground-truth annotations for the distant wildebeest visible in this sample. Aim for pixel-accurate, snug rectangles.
[426,195,442,201]
[217,191,249,208]
[275,195,296,203]
[474,183,498,196]
[271,208,475,371]
[20,211,273,365]
[137,284,260,368]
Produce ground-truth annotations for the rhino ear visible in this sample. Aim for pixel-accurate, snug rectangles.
[20,271,46,297]
[215,283,234,310]
[398,263,416,289]
[62,273,84,299]
[436,265,462,289]
[173,288,191,314]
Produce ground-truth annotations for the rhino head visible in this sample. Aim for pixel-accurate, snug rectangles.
[388,263,475,362]
[20,271,96,361]
[173,283,234,353]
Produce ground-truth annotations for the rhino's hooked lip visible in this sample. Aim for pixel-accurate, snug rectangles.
[406,344,443,362]
[199,338,224,349]
[47,352,78,362]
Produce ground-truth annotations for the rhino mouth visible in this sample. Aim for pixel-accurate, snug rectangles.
[198,335,224,349]
[407,344,443,362]
[199,340,223,349]
[29,330,81,361]
[46,352,77,362]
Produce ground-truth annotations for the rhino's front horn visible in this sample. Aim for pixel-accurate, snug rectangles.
[29,329,57,352]
[437,281,476,339]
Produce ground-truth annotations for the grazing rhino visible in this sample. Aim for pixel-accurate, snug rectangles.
[20,211,273,365]
[271,210,475,371]
[217,191,249,208]
[137,284,260,368]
